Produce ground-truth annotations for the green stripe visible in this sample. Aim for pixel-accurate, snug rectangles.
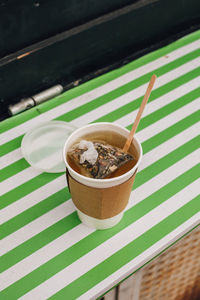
[0,31,199,300]
[57,50,199,122]
[136,87,200,132]
[0,173,61,210]
[0,213,80,273]
[40,31,200,115]
[1,165,199,298]
[141,110,199,153]
[135,135,199,189]
[1,109,198,210]
[0,110,40,136]
[1,72,199,185]
[1,137,199,271]
[1,135,199,240]
[94,69,200,123]
[1,48,199,158]
[0,188,70,239]
[0,159,29,182]
[0,137,22,157]
[1,135,199,271]
[98,222,200,300]
[1,30,199,134]
[50,196,199,300]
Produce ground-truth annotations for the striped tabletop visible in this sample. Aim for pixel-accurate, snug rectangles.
[0,30,200,300]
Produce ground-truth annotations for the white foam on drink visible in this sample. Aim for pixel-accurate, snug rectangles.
[79,140,98,165]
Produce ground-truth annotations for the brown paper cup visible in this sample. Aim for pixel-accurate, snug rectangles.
[63,123,142,229]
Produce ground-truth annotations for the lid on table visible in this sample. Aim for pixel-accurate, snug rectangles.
[21,121,77,173]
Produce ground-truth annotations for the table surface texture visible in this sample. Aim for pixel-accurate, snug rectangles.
[0,30,199,300]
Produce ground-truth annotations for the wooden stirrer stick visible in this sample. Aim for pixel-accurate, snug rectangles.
[123,74,157,152]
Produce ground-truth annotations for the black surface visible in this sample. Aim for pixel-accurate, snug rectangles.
[0,0,200,121]
[0,0,135,57]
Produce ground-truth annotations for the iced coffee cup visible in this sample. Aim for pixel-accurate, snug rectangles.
[63,122,142,230]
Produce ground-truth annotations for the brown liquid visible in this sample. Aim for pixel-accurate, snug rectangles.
[67,130,138,179]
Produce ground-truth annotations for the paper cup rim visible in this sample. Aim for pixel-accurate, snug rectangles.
[63,122,142,184]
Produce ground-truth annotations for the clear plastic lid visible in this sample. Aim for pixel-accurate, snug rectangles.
[21,121,77,173]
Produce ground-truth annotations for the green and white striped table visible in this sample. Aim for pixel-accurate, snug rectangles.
[0,30,199,300]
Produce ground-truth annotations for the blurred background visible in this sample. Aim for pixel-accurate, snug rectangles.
[0,0,199,121]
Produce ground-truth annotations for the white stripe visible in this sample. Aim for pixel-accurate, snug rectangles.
[0,148,22,169]
[1,180,199,290]
[18,180,199,299]
[70,61,200,128]
[0,149,198,258]
[0,175,64,224]
[77,215,199,300]
[1,122,199,224]
[1,225,95,290]
[115,77,200,127]
[1,94,198,197]
[138,122,199,171]
[0,38,199,296]
[1,76,199,172]
[1,40,199,146]
[0,167,42,196]
[136,98,199,142]
[0,199,75,256]
[127,150,199,208]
